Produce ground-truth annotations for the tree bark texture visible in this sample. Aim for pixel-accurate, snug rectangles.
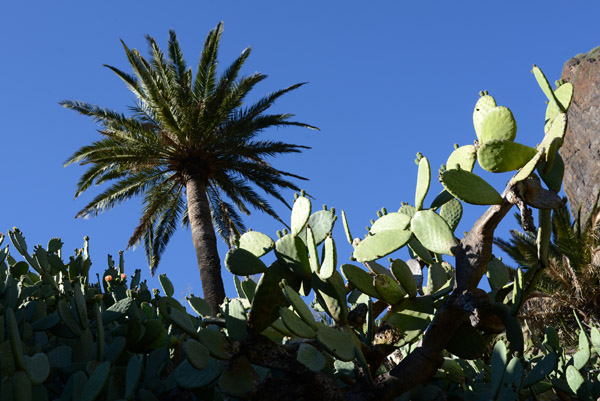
[561,46,600,217]
[185,176,226,313]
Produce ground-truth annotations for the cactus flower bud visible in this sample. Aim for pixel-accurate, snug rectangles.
[105,275,113,282]
[121,273,127,280]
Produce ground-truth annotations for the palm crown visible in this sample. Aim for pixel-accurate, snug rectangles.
[62,22,316,312]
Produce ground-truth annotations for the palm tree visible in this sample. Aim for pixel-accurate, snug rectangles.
[494,195,600,344]
[61,22,317,313]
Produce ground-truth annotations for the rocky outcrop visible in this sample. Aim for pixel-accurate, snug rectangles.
[560,46,600,218]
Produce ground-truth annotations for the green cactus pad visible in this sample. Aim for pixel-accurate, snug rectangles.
[218,355,259,398]
[279,307,317,338]
[426,263,450,295]
[590,327,600,356]
[407,238,435,265]
[174,358,226,390]
[538,152,564,192]
[382,296,434,347]
[490,340,507,395]
[545,82,573,132]
[296,343,326,371]
[390,259,418,298]
[269,317,293,337]
[315,325,355,361]
[510,148,544,184]
[6,308,26,371]
[572,326,590,370]
[410,210,458,256]
[238,231,275,258]
[305,226,320,274]
[497,357,524,400]
[415,156,431,210]
[73,283,88,330]
[479,106,517,143]
[341,210,353,245]
[282,285,317,330]
[441,169,503,205]
[12,370,32,401]
[364,260,394,278]
[374,274,406,304]
[57,299,82,337]
[274,234,311,278]
[125,356,142,400]
[80,361,110,401]
[445,322,487,359]
[24,353,49,386]
[225,247,268,276]
[341,264,379,298]
[224,298,247,341]
[566,365,587,398]
[241,278,257,303]
[186,296,212,317]
[73,329,95,364]
[540,113,567,154]
[299,209,336,245]
[369,213,411,234]
[477,140,537,173]
[396,204,414,218]
[9,261,29,277]
[491,303,524,357]
[532,65,564,114]
[198,328,232,360]
[291,196,311,236]
[473,94,497,141]
[312,271,348,324]
[439,198,462,233]
[446,145,477,172]
[248,261,290,334]
[511,268,524,316]
[319,236,337,280]
[183,339,210,370]
[353,230,412,262]
[158,274,174,297]
[522,351,557,388]
[486,257,510,290]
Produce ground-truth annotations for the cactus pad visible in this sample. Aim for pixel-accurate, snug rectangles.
[297,343,326,371]
[410,210,458,256]
[446,145,477,172]
[315,325,355,362]
[486,257,509,290]
[218,355,259,398]
[477,140,537,173]
[291,196,311,236]
[407,238,435,264]
[341,210,353,245]
[369,213,411,234]
[341,264,379,298]
[473,94,497,140]
[80,361,111,401]
[225,247,268,276]
[532,65,564,115]
[439,198,462,233]
[426,262,450,295]
[381,296,434,347]
[479,106,517,143]
[183,339,210,370]
[305,226,320,274]
[238,231,274,258]
[398,204,417,218]
[224,298,247,340]
[545,82,573,132]
[24,353,50,385]
[248,261,290,334]
[197,328,232,360]
[510,148,544,184]
[440,169,503,205]
[279,307,317,338]
[299,209,336,245]
[390,259,418,298]
[415,156,431,210]
[282,284,317,329]
[158,274,174,297]
[319,236,337,280]
[174,358,226,390]
[312,271,348,324]
[274,234,311,278]
[353,230,412,262]
[186,296,212,317]
[374,274,406,304]
[522,351,558,388]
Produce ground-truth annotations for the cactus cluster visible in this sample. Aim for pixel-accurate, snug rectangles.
[1,66,595,400]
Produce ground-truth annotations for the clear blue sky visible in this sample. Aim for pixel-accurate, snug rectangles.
[1,2,599,302]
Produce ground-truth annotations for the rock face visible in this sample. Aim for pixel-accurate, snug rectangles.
[560,46,600,218]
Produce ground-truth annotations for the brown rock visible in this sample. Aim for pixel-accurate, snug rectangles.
[560,46,600,218]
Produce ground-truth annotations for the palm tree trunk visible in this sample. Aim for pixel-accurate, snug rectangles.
[185,176,226,314]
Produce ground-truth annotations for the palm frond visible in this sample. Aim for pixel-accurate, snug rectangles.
[193,22,223,102]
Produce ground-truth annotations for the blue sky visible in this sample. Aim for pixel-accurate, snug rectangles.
[1,2,599,303]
